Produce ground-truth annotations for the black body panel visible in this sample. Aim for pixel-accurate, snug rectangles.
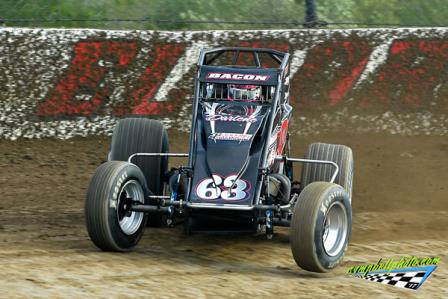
[189,102,270,206]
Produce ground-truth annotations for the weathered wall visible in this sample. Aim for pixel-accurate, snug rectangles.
[1,27,447,139]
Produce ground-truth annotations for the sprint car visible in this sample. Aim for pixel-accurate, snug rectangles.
[85,47,354,272]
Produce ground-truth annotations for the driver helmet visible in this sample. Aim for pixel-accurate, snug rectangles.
[228,84,261,102]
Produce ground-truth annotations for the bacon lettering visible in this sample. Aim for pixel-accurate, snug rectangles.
[206,73,270,81]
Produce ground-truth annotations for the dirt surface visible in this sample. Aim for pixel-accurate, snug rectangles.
[0,131,447,298]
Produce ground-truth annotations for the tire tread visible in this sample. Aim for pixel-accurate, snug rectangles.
[301,142,354,200]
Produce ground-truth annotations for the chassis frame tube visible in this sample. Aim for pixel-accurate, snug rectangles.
[125,154,338,211]
[129,205,171,213]
[128,152,189,163]
[131,201,291,212]
[275,156,339,183]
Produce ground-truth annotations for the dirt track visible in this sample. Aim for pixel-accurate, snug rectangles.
[0,131,447,298]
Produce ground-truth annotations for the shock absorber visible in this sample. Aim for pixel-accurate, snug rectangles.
[166,171,181,227]
[265,209,274,239]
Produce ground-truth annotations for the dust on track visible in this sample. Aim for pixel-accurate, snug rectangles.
[0,132,447,298]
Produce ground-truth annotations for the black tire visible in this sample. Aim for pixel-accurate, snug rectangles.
[290,182,352,272]
[85,161,148,252]
[301,142,354,200]
[110,118,168,227]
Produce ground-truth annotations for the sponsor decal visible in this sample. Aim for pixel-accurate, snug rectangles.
[209,132,252,142]
[205,113,257,123]
[206,72,270,81]
[195,174,251,201]
[267,146,277,166]
[276,118,289,155]
[347,256,440,290]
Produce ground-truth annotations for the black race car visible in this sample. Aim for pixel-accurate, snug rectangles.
[85,47,354,273]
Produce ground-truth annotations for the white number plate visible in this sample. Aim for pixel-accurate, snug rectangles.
[195,175,251,201]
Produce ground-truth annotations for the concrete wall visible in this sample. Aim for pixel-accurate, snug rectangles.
[1,27,447,139]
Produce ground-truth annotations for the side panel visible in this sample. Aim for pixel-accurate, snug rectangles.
[266,103,293,167]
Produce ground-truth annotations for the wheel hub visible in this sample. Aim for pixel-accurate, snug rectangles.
[117,180,145,235]
[322,201,348,257]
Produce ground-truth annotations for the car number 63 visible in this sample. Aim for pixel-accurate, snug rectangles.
[196,175,249,200]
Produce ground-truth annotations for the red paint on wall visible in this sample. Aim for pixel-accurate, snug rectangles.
[237,41,289,68]
[292,39,371,108]
[328,57,369,106]
[35,37,448,117]
[35,41,137,116]
[390,40,412,55]
[115,43,186,115]
[360,40,448,108]
[238,41,289,52]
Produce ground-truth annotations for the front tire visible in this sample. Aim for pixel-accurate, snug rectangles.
[290,182,352,272]
[110,118,168,227]
[85,161,148,252]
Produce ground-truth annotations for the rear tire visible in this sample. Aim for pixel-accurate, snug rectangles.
[290,182,352,272]
[85,161,148,252]
[110,118,168,227]
[301,142,354,200]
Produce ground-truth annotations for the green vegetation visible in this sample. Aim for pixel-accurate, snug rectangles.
[317,0,447,27]
[0,0,446,30]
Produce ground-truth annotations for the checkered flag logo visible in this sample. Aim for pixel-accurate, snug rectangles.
[352,266,437,290]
